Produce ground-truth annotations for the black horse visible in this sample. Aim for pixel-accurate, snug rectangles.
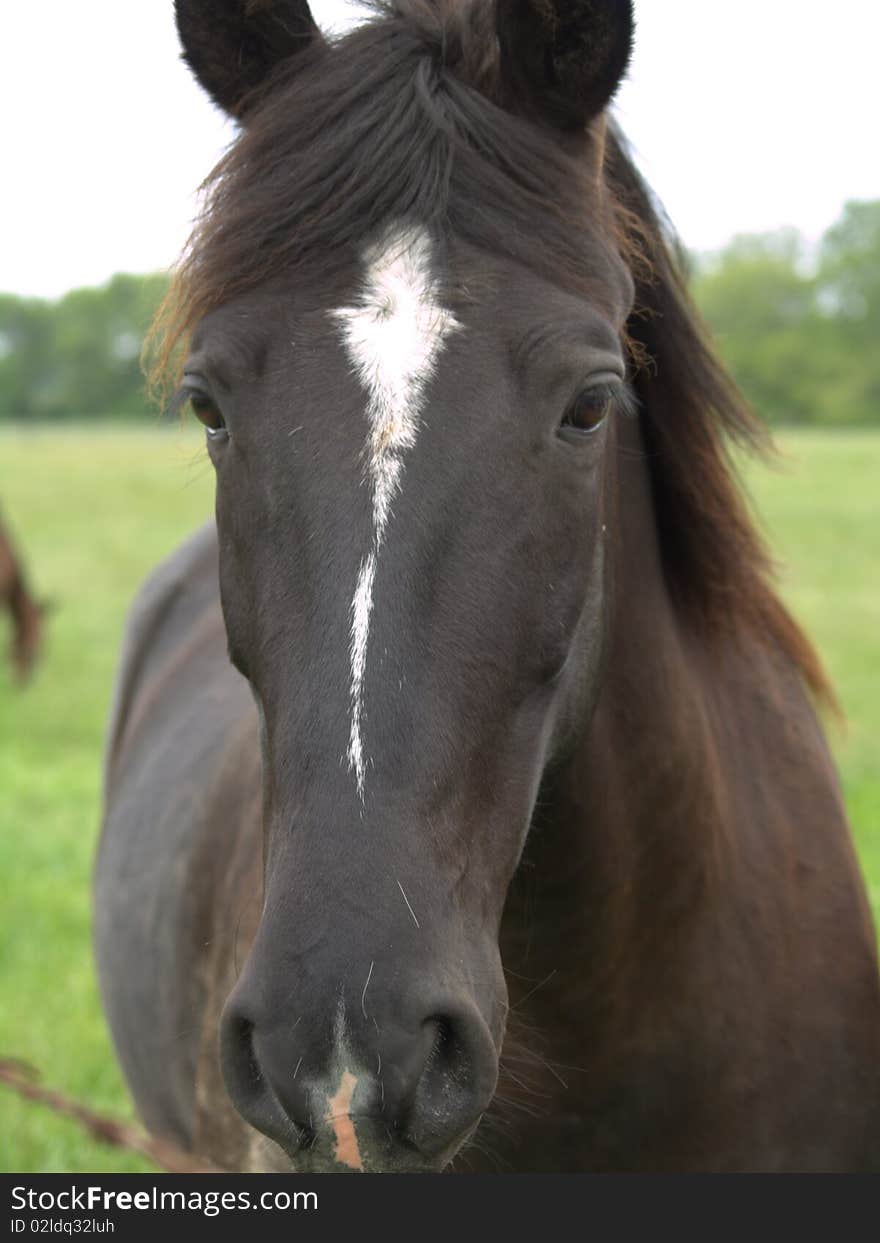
[95,0,880,1172]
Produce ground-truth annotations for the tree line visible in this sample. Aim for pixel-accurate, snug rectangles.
[1,201,877,426]
[691,199,879,427]
[0,273,169,421]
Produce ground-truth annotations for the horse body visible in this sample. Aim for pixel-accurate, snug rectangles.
[96,525,264,1166]
[96,0,880,1171]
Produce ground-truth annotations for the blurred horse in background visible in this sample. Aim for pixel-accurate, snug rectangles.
[0,511,43,681]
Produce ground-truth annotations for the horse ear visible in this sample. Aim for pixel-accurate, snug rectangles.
[175,0,321,120]
[496,0,634,132]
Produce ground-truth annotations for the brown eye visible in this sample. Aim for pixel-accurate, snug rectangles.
[188,391,227,439]
[560,388,613,437]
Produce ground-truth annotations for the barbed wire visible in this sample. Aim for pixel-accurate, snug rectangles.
[0,1057,219,1175]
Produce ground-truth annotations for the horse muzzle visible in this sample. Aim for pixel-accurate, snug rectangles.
[219,982,501,1173]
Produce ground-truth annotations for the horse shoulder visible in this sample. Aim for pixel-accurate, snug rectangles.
[95,521,262,1155]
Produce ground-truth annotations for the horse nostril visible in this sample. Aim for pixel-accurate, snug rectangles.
[221,1009,256,1088]
[406,1006,499,1157]
[220,1011,260,1099]
[425,1015,458,1078]
[219,1003,305,1155]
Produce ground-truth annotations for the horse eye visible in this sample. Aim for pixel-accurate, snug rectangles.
[560,388,613,437]
[188,391,227,439]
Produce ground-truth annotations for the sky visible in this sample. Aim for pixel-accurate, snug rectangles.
[2,0,878,299]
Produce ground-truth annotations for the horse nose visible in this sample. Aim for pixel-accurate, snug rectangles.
[219,992,499,1171]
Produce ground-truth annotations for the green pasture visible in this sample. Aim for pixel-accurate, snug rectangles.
[0,425,877,1172]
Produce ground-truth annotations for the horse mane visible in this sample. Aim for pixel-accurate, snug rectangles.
[603,127,833,706]
[147,0,832,707]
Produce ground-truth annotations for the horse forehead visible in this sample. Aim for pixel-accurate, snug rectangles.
[334,225,457,369]
[331,222,461,527]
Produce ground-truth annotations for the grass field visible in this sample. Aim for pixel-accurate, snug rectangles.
[0,424,878,1172]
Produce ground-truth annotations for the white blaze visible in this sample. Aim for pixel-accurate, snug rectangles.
[334,225,459,801]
